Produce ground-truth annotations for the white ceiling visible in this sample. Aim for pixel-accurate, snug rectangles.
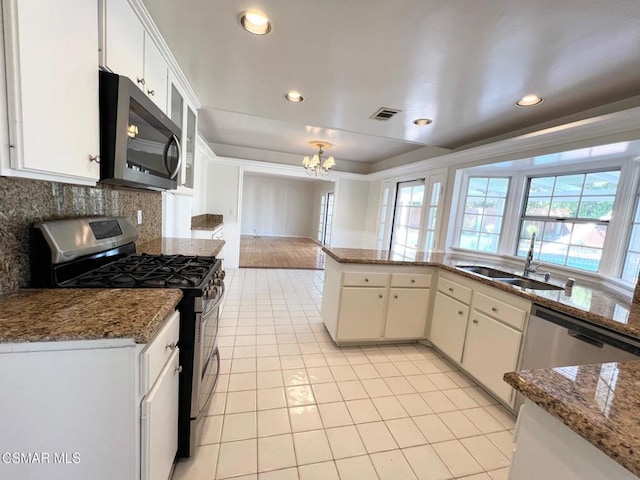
[142,0,640,172]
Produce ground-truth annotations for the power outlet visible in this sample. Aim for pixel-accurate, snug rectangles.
[137,210,143,225]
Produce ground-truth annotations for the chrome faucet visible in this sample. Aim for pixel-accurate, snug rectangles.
[523,233,536,278]
[523,232,552,281]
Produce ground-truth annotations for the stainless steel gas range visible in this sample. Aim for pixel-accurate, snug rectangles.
[30,216,224,457]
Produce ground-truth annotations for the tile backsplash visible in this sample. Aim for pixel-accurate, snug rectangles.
[0,176,161,293]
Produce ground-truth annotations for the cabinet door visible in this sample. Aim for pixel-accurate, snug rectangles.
[429,292,469,363]
[337,287,386,341]
[143,33,168,112]
[462,311,522,404]
[104,0,145,83]
[182,106,197,189]
[141,348,180,480]
[385,288,430,339]
[4,0,100,181]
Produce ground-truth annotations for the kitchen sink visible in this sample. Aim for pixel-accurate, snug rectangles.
[496,277,563,290]
[456,265,518,279]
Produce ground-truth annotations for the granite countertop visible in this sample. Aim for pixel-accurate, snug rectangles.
[0,288,182,344]
[137,237,225,257]
[323,247,639,340]
[504,362,640,477]
[191,222,223,231]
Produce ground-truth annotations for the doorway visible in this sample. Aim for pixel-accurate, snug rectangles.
[318,192,334,246]
[390,180,425,257]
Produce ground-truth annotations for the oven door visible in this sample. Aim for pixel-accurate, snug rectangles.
[191,283,224,418]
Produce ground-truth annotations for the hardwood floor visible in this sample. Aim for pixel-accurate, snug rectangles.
[239,235,325,269]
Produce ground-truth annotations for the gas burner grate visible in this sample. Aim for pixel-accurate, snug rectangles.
[62,253,219,289]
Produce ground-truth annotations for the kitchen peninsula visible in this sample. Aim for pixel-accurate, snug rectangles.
[322,246,640,478]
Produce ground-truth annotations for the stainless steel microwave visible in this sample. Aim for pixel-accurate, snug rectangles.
[99,70,181,191]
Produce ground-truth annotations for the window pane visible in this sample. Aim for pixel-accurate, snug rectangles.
[465,196,488,213]
[468,177,489,196]
[529,177,554,197]
[463,214,481,232]
[629,224,640,252]
[569,223,606,249]
[622,252,640,283]
[549,197,579,217]
[542,222,572,244]
[487,178,509,196]
[459,232,479,250]
[481,215,502,234]
[525,198,551,216]
[584,171,619,196]
[566,246,601,272]
[477,234,499,253]
[411,186,424,205]
[578,196,614,220]
[407,228,419,248]
[553,174,584,195]
[408,207,421,228]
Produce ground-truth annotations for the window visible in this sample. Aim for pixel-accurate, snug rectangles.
[317,192,334,246]
[622,195,640,283]
[424,175,444,251]
[518,170,620,272]
[377,185,391,250]
[459,177,509,253]
[390,180,424,257]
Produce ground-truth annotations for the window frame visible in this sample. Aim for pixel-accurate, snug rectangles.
[454,174,512,254]
[516,168,621,272]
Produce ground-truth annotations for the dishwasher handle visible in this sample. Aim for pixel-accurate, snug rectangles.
[567,330,604,348]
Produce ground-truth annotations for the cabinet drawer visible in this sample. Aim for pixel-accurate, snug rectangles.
[140,310,180,394]
[391,273,432,288]
[437,276,472,304]
[342,272,389,287]
[474,292,526,330]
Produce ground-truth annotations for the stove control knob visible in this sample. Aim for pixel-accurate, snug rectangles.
[213,278,222,287]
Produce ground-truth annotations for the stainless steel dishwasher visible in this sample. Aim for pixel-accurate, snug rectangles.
[517,304,640,408]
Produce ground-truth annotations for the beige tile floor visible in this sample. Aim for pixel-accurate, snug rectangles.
[172,269,516,480]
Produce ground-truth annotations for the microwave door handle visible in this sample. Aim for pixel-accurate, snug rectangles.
[163,134,182,180]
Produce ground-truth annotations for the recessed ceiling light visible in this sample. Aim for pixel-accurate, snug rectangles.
[239,10,271,35]
[516,94,543,107]
[413,118,433,126]
[284,91,304,103]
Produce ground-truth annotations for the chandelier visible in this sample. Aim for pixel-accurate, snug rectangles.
[303,141,335,176]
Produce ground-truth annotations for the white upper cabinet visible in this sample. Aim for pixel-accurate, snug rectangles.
[168,72,197,194]
[103,0,144,85]
[143,33,168,112]
[103,0,168,113]
[2,0,100,184]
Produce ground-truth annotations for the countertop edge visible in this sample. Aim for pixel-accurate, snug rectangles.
[504,369,640,477]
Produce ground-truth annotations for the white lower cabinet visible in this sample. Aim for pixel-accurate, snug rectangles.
[426,270,530,408]
[321,256,433,343]
[337,287,387,341]
[430,291,469,363]
[141,348,180,480]
[385,288,430,339]
[0,310,180,480]
[462,311,522,404]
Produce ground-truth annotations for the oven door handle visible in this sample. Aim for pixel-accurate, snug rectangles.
[203,282,225,317]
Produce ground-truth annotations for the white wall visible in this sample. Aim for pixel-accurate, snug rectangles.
[240,174,318,238]
[206,161,241,268]
[331,178,379,248]
[162,192,192,238]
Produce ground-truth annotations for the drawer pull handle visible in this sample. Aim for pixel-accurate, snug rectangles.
[147,89,155,96]
[394,295,398,299]
[166,342,177,350]
[365,278,369,282]
[448,287,454,292]
[411,279,415,283]
[175,365,183,374]
[137,77,145,86]
[378,294,383,299]
[473,319,479,324]
[458,310,464,315]
[491,307,498,312]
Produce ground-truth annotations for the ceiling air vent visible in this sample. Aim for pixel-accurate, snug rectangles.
[370,107,402,121]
